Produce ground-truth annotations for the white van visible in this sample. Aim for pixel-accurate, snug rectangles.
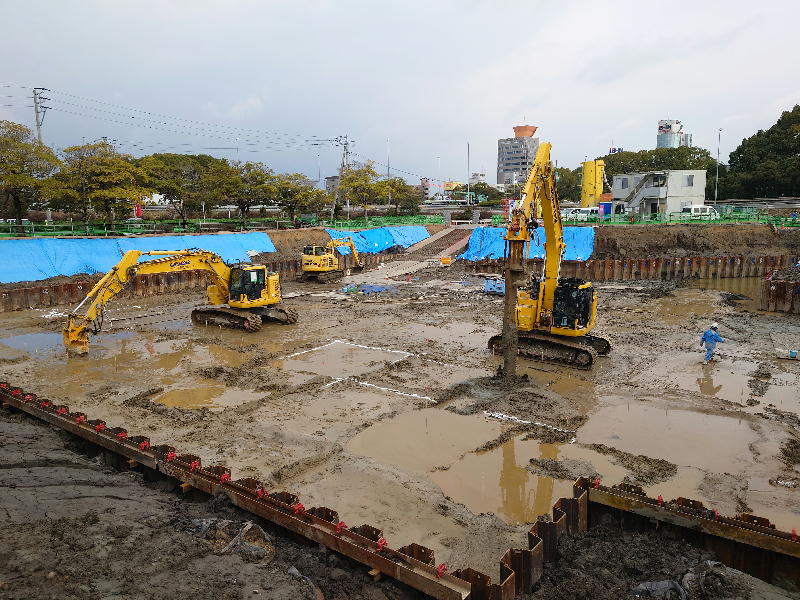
[680,205,720,220]
[562,207,599,222]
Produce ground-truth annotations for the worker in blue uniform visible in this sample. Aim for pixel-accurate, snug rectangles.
[700,322,725,365]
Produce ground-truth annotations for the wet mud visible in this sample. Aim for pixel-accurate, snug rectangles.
[1,267,800,583]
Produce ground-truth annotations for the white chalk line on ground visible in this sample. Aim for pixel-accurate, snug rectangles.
[324,377,433,402]
[483,411,577,443]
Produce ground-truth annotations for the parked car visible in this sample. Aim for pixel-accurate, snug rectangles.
[562,207,599,222]
[679,205,720,220]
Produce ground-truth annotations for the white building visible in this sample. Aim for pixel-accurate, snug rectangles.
[612,170,706,217]
[657,120,692,148]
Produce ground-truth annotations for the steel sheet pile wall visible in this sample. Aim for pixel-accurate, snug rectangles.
[3,382,798,598]
[470,255,791,280]
[0,253,395,313]
[761,279,800,313]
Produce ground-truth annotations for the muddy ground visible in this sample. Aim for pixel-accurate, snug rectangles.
[1,255,800,595]
[0,407,423,600]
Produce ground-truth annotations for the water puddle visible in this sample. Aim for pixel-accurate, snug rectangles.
[652,289,716,325]
[432,438,628,524]
[632,352,800,409]
[578,402,760,472]
[276,341,409,379]
[0,331,134,355]
[348,409,634,524]
[154,382,263,410]
[347,408,502,473]
[687,277,763,312]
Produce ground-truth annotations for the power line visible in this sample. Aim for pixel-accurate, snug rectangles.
[47,88,322,144]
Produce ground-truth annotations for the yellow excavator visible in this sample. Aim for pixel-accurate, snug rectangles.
[63,249,298,356]
[299,236,362,283]
[490,142,611,372]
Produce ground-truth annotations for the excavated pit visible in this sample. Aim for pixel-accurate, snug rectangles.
[2,254,800,589]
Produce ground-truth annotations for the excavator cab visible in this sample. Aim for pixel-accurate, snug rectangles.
[522,277,596,332]
[227,264,280,307]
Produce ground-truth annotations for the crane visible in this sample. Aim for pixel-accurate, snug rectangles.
[63,249,297,356]
[299,236,362,283]
[489,143,611,374]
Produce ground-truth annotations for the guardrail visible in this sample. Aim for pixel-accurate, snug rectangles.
[488,214,800,227]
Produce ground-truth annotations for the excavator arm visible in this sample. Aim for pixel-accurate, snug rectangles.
[328,237,361,268]
[63,250,231,356]
[506,142,564,310]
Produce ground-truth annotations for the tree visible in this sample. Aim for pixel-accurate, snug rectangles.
[449,181,503,205]
[375,177,422,213]
[204,161,275,227]
[138,153,228,227]
[338,161,379,217]
[52,141,146,230]
[275,173,327,221]
[555,167,581,203]
[720,105,800,199]
[0,121,60,229]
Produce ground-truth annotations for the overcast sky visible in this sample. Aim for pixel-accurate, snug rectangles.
[2,0,798,185]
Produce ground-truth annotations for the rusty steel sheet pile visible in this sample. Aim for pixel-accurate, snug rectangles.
[576,477,800,588]
[2,382,799,598]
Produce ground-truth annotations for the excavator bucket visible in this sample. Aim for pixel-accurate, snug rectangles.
[63,317,89,356]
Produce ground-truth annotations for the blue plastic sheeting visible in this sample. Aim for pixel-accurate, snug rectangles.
[0,232,277,284]
[458,226,595,261]
[325,225,429,255]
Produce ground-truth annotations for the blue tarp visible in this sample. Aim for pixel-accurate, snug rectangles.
[325,225,429,255]
[458,226,595,261]
[0,232,277,284]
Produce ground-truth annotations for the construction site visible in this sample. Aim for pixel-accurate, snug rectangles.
[2,144,800,600]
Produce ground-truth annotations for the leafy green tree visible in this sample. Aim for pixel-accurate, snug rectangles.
[720,105,800,199]
[0,121,60,229]
[51,141,146,230]
[449,181,503,205]
[339,161,379,217]
[555,167,581,203]
[138,153,227,227]
[275,173,328,221]
[375,177,423,213]
[204,161,276,227]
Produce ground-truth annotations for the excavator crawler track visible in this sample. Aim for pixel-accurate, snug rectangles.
[488,331,610,370]
[190,305,297,331]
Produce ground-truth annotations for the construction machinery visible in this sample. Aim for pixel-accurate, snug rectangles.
[489,143,611,372]
[299,236,362,283]
[63,249,298,356]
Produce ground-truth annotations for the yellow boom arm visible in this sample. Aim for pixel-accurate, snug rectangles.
[328,236,361,268]
[63,250,231,355]
[505,142,564,309]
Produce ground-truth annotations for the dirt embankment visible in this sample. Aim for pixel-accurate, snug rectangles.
[593,224,793,259]
[263,228,332,261]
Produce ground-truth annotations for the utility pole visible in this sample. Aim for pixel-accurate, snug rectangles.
[333,135,351,219]
[32,88,50,143]
[466,142,470,208]
[386,137,392,210]
[714,128,722,206]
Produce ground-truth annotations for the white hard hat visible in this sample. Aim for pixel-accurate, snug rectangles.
[711,322,719,328]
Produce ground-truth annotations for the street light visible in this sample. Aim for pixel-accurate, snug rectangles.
[714,128,722,206]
